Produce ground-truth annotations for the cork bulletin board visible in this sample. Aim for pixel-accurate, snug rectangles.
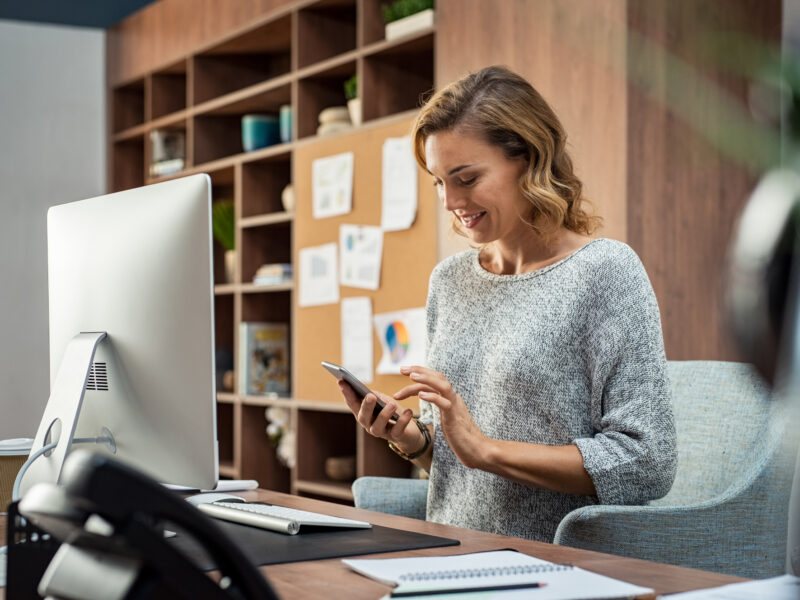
[293,114,438,409]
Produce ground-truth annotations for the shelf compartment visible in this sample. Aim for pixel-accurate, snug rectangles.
[193,14,293,105]
[360,0,387,46]
[241,289,291,324]
[240,404,291,492]
[210,169,237,286]
[151,59,188,120]
[193,82,291,165]
[111,136,145,192]
[240,221,292,284]
[112,78,146,133]
[208,164,236,187]
[215,293,235,393]
[296,59,357,139]
[357,429,415,478]
[295,410,356,488]
[217,402,235,469]
[241,153,292,218]
[296,0,357,69]
[362,31,434,122]
[148,121,188,180]
[195,77,292,117]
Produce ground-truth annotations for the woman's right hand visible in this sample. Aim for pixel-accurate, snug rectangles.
[338,381,425,455]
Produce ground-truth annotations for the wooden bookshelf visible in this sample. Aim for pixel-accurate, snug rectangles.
[108,0,436,501]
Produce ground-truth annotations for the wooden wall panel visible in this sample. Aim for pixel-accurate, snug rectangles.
[626,0,781,360]
[107,0,295,85]
[293,116,438,406]
[108,0,786,365]
[435,0,628,260]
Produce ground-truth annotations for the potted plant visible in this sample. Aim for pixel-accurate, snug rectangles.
[382,0,435,41]
[212,200,236,283]
[344,73,361,127]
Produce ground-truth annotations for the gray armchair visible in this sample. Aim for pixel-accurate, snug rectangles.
[351,475,428,521]
[351,361,793,579]
[553,361,792,579]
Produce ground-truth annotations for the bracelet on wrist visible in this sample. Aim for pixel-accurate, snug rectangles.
[388,417,431,461]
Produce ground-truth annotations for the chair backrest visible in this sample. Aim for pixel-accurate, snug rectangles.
[651,360,779,506]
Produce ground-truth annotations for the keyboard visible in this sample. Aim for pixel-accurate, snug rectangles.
[197,501,372,535]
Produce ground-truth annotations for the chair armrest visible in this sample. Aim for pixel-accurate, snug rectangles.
[553,497,787,578]
[351,476,428,520]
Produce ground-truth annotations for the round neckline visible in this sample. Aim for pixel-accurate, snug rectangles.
[470,238,607,281]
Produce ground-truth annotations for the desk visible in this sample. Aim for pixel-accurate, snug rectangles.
[1,489,747,599]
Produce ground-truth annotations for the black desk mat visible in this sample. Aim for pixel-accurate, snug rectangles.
[169,521,460,571]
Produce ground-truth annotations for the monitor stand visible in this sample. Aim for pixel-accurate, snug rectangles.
[19,331,116,497]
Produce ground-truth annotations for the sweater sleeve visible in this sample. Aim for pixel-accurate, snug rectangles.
[573,251,677,505]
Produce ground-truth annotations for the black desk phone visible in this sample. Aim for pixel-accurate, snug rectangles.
[14,449,279,600]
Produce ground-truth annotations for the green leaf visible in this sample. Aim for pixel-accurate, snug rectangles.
[212,200,235,251]
[344,74,358,100]
[381,0,434,24]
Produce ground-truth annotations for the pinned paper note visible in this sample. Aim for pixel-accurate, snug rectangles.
[313,152,354,218]
[298,243,339,307]
[381,136,418,231]
[341,297,373,383]
[373,308,426,374]
[339,224,383,290]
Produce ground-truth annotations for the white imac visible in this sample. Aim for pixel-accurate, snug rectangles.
[18,174,218,497]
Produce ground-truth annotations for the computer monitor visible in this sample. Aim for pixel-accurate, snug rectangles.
[18,174,218,497]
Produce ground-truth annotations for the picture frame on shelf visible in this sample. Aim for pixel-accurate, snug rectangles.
[239,322,290,397]
[149,129,185,178]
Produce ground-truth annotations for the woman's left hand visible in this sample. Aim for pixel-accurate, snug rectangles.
[394,366,489,469]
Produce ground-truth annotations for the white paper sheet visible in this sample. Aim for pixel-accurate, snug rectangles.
[663,574,800,599]
[373,307,426,374]
[344,549,653,600]
[381,136,418,231]
[313,151,354,219]
[339,224,383,290]
[341,297,373,383]
[298,243,339,307]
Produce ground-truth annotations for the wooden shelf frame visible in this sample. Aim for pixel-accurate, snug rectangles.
[111,0,437,191]
[109,0,437,501]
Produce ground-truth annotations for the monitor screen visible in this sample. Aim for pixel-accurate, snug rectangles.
[19,174,218,496]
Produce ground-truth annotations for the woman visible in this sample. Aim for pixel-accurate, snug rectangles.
[339,65,676,542]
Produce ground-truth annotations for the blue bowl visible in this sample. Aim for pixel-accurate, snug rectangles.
[242,114,280,152]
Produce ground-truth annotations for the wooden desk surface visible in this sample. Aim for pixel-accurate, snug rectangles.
[1,489,747,599]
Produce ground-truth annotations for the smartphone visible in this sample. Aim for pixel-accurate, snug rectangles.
[321,361,399,422]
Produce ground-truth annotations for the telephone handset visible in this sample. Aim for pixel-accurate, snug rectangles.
[17,449,280,600]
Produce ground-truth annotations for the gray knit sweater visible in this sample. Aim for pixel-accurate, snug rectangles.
[418,238,677,542]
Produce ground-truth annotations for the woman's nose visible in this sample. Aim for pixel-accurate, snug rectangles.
[440,186,466,212]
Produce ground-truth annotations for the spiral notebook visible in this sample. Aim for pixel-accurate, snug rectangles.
[343,549,653,599]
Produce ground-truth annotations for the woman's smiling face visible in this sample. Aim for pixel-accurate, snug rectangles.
[425,128,530,246]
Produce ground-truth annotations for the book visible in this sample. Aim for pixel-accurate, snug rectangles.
[149,158,185,177]
[252,262,293,286]
[238,322,290,396]
[343,549,653,599]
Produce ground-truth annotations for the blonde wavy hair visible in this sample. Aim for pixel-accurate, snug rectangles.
[412,65,601,240]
